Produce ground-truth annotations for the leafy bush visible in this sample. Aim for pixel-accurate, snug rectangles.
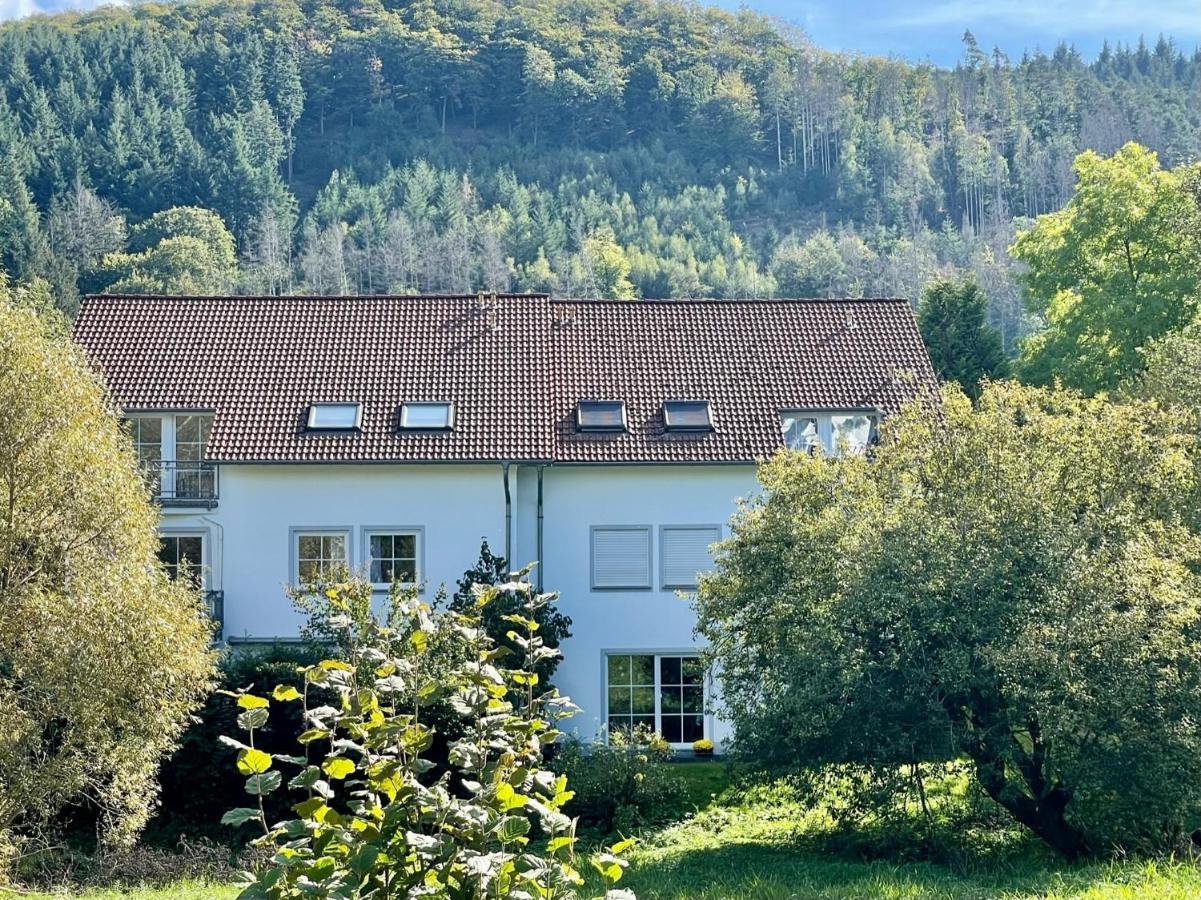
[698,381,1201,857]
[146,644,324,846]
[0,287,215,864]
[551,728,689,835]
[222,568,635,899]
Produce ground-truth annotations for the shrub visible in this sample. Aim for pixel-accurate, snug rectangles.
[222,568,635,899]
[146,644,324,846]
[551,728,689,835]
[0,286,215,862]
[698,381,1201,857]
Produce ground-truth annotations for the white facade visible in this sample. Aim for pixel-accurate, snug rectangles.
[157,449,757,749]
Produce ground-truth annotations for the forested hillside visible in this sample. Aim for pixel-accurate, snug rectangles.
[0,0,1197,347]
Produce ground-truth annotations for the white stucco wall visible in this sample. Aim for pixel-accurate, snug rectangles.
[163,461,760,749]
[517,465,760,747]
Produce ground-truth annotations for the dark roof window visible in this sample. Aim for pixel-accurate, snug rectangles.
[577,400,626,432]
[664,400,713,431]
[307,402,362,430]
[400,402,454,430]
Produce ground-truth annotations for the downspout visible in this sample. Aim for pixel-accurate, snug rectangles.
[536,465,545,592]
[502,461,512,568]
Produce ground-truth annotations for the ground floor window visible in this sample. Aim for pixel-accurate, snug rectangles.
[606,653,705,745]
[159,533,204,585]
[294,530,349,582]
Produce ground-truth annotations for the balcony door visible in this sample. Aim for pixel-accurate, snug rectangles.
[123,413,213,502]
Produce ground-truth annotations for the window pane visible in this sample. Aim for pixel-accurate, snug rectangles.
[308,403,360,429]
[395,534,417,559]
[631,686,655,714]
[178,536,202,566]
[608,687,631,715]
[324,535,346,560]
[158,537,179,568]
[298,560,317,581]
[298,535,321,559]
[661,656,681,685]
[369,560,384,583]
[608,716,631,734]
[682,686,704,713]
[140,418,162,442]
[176,415,199,443]
[608,655,631,686]
[577,401,625,430]
[831,414,876,454]
[633,715,655,731]
[402,403,452,429]
[661,716,682,743]
[395,559,417,582]
[661,686,682,713]
[664,400,712,430]
[630,655,654,685]
[781,414,819,452]
[682,657,703,685]
[682,715,705,743]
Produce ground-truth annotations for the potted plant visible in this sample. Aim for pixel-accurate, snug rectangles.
[692,738,714,757]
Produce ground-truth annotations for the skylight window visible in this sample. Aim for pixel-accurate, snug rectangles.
[577,400,627,432]
[663,400,713,432]
[307,403,362,430]
[400,402,454,430]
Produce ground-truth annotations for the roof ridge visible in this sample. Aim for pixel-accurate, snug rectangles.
[550,296,912,305]
[81,292,552,302]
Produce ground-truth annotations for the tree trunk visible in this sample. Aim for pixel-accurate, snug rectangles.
[973,756,1088,858]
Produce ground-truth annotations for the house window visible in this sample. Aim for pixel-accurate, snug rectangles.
[663,400,713,431]
[173,413,213,499]
[591,526,652,589]
[124,416,163,467]
[577,400,626,432]
[294,531,349,582]
[606,653,706,745]
[365,530,419,586]
[159,534,204,586]
[660,525,721,590]
[400,402,453,430]
[780,410,878,456]
[307,403,362,430]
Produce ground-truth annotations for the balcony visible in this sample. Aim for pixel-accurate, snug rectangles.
[205,590,224,640]
[148,461,219,509]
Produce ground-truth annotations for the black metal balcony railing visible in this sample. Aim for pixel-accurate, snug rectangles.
[147,461,219,507]
[204,590,224,640]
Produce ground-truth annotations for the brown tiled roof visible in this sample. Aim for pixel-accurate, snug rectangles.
[73,293,935,464]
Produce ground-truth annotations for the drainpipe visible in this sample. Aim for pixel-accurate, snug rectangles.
[536,465,545,592]
[502,462,512,568]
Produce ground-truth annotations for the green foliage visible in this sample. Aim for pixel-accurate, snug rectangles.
[917,276,1008,397]
[450,539,572,688]
[222,569,635,899]
[1133,321,1201,438]
[550,729,689,836]
[1013,144,1201,393]
[770,233,847,298]
[99,207,237,295]
[697,380,1201,857]
[146,645,324,847]
[0,283,215,858]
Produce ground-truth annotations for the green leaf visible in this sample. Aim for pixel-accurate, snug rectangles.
[237,708,269,731]
[237,747,272,775]
[221,807,262,827]
[237,694,269,709]
[245,770,282,796]
[494,815,531,842]
[323,757,355,780]
[272,685,302,702]
[298,728,328,744]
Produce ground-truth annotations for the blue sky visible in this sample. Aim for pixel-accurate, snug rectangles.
[1,0,1198,65]
[714,0,1200,64]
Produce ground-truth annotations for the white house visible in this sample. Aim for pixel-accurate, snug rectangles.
[73,292,936,749]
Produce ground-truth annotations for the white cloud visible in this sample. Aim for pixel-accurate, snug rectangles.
[884,0,1200,35]
[0,0,126,20]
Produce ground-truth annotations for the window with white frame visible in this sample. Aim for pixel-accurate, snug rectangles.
[124,416,163,467]
[294,531,349,582]
[365,530,419,586]
[660,525,720,590]
[780,410,878,456]
[307,403,362,430]
[159,534,205,586]
[606,653,705,745]
[400,403,453,430]
[591,526,652,589]
[173,413,214,498]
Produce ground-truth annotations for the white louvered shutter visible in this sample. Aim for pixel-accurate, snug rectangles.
[592,527,651,589]
[660,526,720,589]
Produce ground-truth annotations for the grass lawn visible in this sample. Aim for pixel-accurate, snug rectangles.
[9,766,1201,899]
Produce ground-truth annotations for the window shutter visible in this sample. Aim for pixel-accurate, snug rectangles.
[661,526,720,589]
[592,527,651,589]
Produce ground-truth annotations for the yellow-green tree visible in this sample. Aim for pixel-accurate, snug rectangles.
[0,281,214,865]
[98,206,237,295]
[1012,143,1201,394]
